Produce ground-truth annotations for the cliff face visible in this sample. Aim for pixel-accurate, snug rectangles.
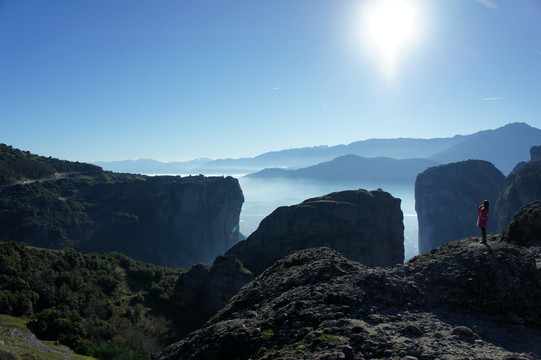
[83,175,245,267]
[531,146,541,162]
[495,160,541,232]
[225,189,404,275]
[157,208,541,360]
[0,174,244,268]
[415,160,506,253]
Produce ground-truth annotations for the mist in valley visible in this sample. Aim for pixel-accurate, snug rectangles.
[237,176,419,262]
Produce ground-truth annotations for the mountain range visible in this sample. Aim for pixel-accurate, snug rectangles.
[95,122,541,176]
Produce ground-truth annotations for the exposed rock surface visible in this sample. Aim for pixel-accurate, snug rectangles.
[531,146,541,162]
[504,201,541,246]
[170,255,253,336]
[495,158,541,232]
[0,174,244,268]
[226,189,404,275]
[156,231,541,360]
[415,160,506,254]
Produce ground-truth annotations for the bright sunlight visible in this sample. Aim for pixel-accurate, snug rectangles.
[362,0,422,78]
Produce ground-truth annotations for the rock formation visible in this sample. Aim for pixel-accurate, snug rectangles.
[225,189,404,275]
[531,145,541,162]
[415,160,506,253]
[0,174,244,268]
[170,255,253,336]
[504,200,541,246]
[156,230,541,359]
[495,154,541,231]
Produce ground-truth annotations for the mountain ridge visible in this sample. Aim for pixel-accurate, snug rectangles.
[93,122,540,176]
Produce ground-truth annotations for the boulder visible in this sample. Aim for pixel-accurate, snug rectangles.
[415,160,505,253]
[225,189,404,275]
[504,201,541,246]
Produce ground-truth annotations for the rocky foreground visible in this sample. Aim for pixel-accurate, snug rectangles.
[156,203,541,360]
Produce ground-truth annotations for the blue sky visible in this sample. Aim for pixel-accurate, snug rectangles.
[1,0,540,162]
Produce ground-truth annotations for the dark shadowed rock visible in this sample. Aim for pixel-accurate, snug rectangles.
[415,160,506,253]
[495,160,541,231]
[226,189,404,275]
[504,201,541,246]
[170,255,253,336]
[156,241,541,360]
[531,146,541,162]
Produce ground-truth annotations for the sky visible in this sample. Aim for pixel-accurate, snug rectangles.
[1,0,540,162]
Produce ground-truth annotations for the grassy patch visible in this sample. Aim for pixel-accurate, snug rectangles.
[0,314,30,331]
[261,328,274,341]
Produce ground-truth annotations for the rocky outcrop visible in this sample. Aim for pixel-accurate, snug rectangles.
[415,160,506,253]
[504,201,541,246]
[495,157,541,231]
[531,146,541,162]
[0,174,244,268]
[156,234,541,360]
[225,189,404,275]
[170,255,253,336]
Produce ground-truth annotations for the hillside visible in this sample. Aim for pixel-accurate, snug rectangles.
[0,143,101,186]
[0,242,184,359]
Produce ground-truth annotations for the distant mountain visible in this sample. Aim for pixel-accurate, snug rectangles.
[429,122,541,175]
[200,137,464,172]
[95,123,541,175]
[246,155,439,185]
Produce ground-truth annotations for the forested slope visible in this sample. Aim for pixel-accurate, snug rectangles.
[0,241,184,359]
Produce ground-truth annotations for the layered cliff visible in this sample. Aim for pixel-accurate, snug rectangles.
[415,160,506,253]
[226,189,404,275]
[495,156,541,231]
[156,203,541,359]
[0,171,244,267]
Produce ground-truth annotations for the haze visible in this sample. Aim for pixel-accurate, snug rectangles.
[1,0,541,162]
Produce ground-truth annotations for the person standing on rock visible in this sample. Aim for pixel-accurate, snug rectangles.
[476,200,489,243]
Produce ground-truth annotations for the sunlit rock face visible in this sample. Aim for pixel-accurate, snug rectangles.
[226,189,404,275]
[415,160,505,254]
[495,151,541,231]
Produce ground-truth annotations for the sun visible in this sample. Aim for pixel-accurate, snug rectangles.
[361,0,422,78]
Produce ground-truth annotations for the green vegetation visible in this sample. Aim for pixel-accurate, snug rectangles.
[0,314,96,359]
[0,144,101,186]
[0,242,184,358]
[260,328,274,341]
[255,331,344,359]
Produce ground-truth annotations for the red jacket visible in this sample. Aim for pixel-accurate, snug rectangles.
[477,205,489,228]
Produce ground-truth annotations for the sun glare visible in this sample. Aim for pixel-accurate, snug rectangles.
[362,0,422,78]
